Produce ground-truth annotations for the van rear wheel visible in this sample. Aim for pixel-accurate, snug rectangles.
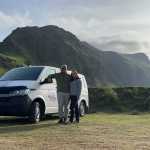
[29,102,41,123]
[79,101,86,117]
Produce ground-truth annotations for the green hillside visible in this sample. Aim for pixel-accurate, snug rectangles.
[89,87,150,113]
[0,25,150,87]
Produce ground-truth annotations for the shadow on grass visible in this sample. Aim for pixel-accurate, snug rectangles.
[0,115,59,134]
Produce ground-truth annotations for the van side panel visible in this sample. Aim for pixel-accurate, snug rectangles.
[78,76,89,108]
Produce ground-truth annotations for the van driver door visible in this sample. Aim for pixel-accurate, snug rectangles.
[40,68,58,113]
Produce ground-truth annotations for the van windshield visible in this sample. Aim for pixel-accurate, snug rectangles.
[0,67,44,81]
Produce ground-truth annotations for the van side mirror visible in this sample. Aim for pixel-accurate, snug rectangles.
[40,77,53,84]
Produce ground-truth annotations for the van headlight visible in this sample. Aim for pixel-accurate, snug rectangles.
[10,89,30,96]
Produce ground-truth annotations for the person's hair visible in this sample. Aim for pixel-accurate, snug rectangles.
[61,64,67,70]
[71,70,79,79]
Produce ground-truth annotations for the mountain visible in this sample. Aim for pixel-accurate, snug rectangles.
[123,53,150,64]
[0,25,150,87]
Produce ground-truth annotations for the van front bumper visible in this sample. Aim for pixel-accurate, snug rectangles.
[0,95,32,116]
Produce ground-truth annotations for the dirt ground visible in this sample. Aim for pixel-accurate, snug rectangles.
[0,113,150,150]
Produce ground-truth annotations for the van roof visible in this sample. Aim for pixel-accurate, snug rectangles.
[18,65,85,77]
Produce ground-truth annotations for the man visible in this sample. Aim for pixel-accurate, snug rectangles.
[50,65,71,124]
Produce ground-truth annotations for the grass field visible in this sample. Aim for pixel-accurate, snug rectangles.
[0,113,150,150]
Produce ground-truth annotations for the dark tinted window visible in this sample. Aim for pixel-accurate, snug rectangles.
[1,67,44,81]
[41,68,56,80]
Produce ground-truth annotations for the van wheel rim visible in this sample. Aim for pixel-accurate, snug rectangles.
[35,106,40,121]
[80,103,85,116]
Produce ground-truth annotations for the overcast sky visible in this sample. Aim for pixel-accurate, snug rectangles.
[0,0,150,57]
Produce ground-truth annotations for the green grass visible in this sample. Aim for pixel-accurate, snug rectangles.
[0,67,6,75]
[0,53,26,76]
[0,53,26,65]
[0,113,150,149]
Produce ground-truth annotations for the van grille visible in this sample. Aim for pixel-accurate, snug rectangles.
[0,86,27,95]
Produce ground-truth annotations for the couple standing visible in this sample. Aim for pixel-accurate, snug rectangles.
[50,65,82,124]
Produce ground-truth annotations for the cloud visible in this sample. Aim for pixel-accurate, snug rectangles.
[93,40,144,53]
[46,2,150,41]
[1,0,150,57]
[0,11,32,41]
[91,35,150,58]
[45,1,150,58]
[0,11,32,27]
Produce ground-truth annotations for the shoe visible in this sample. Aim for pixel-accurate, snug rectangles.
[64,118,69,124]
[69,120,73,123]
[75,120,79,123]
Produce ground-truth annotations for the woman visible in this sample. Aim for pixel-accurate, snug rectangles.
[69,70,82,123]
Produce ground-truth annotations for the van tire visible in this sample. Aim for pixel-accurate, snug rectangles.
[79,101,86,117]
[29,102,41,123]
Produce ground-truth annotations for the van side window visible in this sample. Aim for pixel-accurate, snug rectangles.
[42,68,56,80]
[47,69,56,75]
[47,69,56,84]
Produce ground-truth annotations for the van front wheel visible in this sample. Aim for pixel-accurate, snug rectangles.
[29,102,41,123]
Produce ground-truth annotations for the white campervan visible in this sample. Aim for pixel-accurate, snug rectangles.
[0,66,89,123]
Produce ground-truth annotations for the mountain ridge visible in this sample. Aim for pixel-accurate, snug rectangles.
[0,25,150,87]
